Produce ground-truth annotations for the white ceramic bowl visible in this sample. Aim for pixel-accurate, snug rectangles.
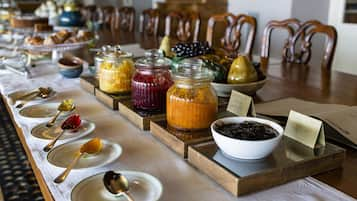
[211,117,283,160]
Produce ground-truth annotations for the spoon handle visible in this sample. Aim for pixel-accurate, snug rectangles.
[47,110,62,127]
[123,192,135,201]
[43,130,65,152]
[54,152,83,184]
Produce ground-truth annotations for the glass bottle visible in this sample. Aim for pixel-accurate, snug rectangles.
[166,58,218,131]
[132,49,173,112]
[99,48,134,94]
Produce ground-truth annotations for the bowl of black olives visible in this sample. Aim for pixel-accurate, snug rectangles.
[211,117,283,160]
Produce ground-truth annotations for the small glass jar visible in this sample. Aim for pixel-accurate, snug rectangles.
[99,49,134,94]
[132,50,173,112]
[167,58,218,131]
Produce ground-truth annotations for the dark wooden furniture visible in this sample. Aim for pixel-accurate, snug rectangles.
[139,9,160,37]
[111,7,135,32]
[206,13,257,58]
[164,11,200,42]
[261,19,338,69]
[101,6,115,27]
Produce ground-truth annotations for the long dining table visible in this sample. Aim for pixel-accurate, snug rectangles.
[1,30,357,201]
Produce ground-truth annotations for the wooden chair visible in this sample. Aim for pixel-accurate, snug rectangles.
[164,11,200,42]
[102,6,115,27]
[140,9,160,36]
[206,13,257,58]
[111,7,135,32]
[261,19,338,69]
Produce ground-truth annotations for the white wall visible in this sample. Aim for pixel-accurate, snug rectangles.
[329,0,357,75]
[228,0,294,57]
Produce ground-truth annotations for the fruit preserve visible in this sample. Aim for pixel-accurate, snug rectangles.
[132,50,173,112]
[167,58,218,131]
[99,48,134,94]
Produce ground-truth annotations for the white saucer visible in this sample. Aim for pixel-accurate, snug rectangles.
[47,139,122,169]
[8,89,57,105]
[31,120,95,141]
[71,171,163,201]
[18,102,73,123]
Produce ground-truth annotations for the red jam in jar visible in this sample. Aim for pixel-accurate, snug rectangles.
[132,50,173,112]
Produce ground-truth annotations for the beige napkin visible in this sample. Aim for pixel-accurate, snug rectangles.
[256,98,357,146]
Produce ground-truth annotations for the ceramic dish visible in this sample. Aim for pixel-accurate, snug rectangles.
[211,78,267,97]
[58,57,83,78]
[47,139,122,169]
[8,89,57,104]
[71,171,163,201]
[18,102,73,123]
[211,117,284,160]
[31,119,95,141]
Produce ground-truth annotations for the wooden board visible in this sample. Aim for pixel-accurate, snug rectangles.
[150,120,214,158]
[188,138,345,196]
[79,75,98,95]
[95,90,131,110]
[119,101,166,130]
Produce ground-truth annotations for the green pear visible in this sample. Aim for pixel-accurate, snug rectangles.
[227,55,258,84]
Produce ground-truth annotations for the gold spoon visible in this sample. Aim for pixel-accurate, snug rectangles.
[103,171,135,201]
[15,87,53,108]
[9,87,50,105]
[54,138,103,184]
[43,114,82,152]
[46,100,75,128]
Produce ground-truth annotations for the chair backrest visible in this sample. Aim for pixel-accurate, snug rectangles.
[111,7,135,32]
[261,19,338,69]
[164,11,200,42]
[81,5,103,23]
[206,13,257,58]
[102,6,115,27]
[140,9,160,36]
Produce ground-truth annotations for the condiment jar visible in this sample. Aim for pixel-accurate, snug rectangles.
[99,48,134,94]
[166,58,218,131]
[132,49,173,112]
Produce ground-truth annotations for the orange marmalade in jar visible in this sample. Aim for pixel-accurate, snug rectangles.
[99,48,134,94]
[166,58,218,131]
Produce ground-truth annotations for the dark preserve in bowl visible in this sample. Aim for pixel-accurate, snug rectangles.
[213,121,279,141]
[132,50,173,112]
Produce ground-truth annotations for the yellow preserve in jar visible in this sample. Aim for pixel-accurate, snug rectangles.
[167,59,218,131]
[99,50,134,94]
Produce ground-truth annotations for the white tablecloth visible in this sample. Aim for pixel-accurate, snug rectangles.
[0,53,355,201]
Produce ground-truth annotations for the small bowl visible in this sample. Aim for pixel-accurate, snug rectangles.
[58,57,83,78]
[211,78,267,97]
[211,117,283,160]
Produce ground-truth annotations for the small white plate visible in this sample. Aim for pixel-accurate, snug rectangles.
[18,102,73,123]
[71,171,163,201]
[31,120,95,141]
[47,139,122,169]
[8,89,57,104]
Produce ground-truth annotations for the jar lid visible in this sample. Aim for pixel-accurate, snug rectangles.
[173,58,213,82]
[102,45,133,60]
[135,49,171,69]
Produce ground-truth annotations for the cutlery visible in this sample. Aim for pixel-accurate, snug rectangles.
[43,114,82,152]
[46,100,75,128]
[54,138,102,183]
[103,171,135,201]
[15,87,53,108]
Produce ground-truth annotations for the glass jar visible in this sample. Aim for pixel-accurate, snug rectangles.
[132,50,173,112]
[167,58,218,131]
[99,49,134,94]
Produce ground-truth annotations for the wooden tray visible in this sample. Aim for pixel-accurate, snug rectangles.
[95,90,131,110]
[119,101,166,130]
[79,75,98,95]
[188,138,345,196]
[150,120,214,158]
